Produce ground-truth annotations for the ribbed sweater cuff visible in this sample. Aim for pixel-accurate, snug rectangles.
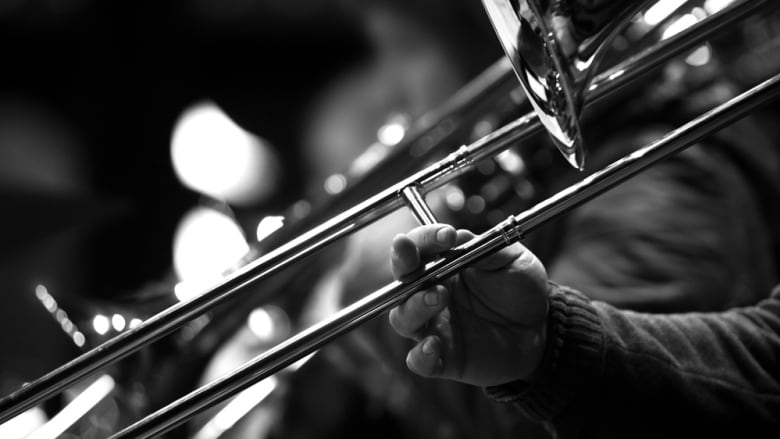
[485,283,604,421]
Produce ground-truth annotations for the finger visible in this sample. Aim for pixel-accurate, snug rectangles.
[404,224,457,261]
[391,225,457,280]
[429,306,451,335]
[391,233,421,279]
[455,229,528,272]
[389,285,449,339]
[405,335,444,378]
[454,229,475,245]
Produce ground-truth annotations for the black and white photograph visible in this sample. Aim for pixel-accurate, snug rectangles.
[0,0,779,438]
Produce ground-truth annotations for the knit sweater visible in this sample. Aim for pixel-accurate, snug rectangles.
[488,284,780,438]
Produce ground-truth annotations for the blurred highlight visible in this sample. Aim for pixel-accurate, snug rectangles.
[173,207,250,301]
[171,101,281,206]
[0,407,47,439]
[27,375,115,439]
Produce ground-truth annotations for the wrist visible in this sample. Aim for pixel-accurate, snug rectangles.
[485,283,604,421]
[524,280,554,380]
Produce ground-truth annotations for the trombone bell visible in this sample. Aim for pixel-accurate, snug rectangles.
[482,0,653,170]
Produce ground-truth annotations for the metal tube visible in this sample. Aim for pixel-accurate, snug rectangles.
[0,0,764,422]
[401,186,438,225]
[113,73,780,439]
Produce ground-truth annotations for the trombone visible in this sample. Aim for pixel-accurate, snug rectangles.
[2,0,779,436]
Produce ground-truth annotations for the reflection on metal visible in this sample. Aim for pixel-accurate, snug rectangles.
[482,0,655,169]
[401,186,438,225]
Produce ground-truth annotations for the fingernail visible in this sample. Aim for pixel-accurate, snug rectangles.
[436,227,453,244]
[422,338,435,355]
[424,290,439,306]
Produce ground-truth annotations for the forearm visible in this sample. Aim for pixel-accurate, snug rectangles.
[489,284,780,436]
[589,287,780,435]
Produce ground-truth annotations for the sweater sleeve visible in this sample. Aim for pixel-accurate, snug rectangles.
[487,284,780,437]
[549,143,774,313]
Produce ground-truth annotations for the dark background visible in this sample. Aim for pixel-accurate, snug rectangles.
[0,0,367,296]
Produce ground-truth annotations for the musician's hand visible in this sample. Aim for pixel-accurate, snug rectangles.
[388,224,550,387]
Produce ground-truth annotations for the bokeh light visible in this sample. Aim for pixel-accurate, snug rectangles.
[247,305,290,342]
[171,101,281,205]
[376,114,408,146]
[0,407,47,439]
[92,315,110,336]
[662,13,700,40]
[173,207,250,301]
[323,174,347,195]
[644,0,687,26]
[255,216,285,243]
[111,314,126,332]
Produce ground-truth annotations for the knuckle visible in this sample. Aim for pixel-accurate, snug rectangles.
[413,290,427,307]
